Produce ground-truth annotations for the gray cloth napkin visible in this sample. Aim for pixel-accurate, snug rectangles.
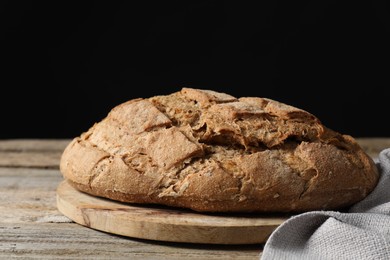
[261,148,390,260]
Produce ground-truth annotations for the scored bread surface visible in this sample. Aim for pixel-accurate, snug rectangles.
[60,88,379,212]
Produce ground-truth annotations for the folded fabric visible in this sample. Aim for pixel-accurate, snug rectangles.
[261,148,390,260]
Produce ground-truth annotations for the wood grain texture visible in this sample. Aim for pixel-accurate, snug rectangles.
[57,180,287,245]
[0,167,68,223]
[0,139,71,169]
[0,139,71,151]
[0,222,263,260]
[356,138,390,158]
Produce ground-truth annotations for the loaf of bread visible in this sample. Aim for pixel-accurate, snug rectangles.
[60,88,379,212]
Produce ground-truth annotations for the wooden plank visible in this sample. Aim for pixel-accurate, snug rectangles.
[0,151,63,169]
[0,139,71,152]
[0,139,70,169]
[0,223,262,259]
[355,137,390,158]
[0,167,66,223]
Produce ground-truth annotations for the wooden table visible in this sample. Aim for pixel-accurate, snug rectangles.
[1,138,389,259]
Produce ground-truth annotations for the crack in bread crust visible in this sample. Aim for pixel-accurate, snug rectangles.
[60,88,380,213]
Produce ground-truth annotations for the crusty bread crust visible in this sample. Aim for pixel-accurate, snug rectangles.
[60,88,379,212]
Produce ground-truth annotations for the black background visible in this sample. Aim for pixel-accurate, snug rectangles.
[1,1,389,139]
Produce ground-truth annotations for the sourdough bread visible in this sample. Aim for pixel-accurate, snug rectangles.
[60,88,379,212]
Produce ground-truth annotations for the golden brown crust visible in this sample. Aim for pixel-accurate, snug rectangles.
[60,88,379,212]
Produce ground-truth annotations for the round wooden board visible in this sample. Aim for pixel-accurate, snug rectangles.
[56,180,288,245]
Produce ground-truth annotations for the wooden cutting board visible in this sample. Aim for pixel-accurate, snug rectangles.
[56,180,288,245]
